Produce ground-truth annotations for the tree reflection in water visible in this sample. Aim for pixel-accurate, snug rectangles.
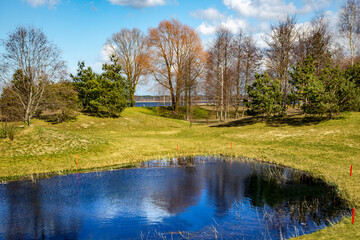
[0,156,350,240]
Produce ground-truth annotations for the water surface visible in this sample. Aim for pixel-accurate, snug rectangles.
[0,156,349,239]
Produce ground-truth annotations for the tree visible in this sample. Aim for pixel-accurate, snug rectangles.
[180,31,206,121]
[307,15,334,73]
[344,61,360,87]
[0,26,66,125]
[0,85,24,122]
[290,55,318,107]
[233,31,244,118]
[265,15,297,104]
[148,19,203,112]
[291,56,360,116]
[107,28,150,106]
[246,73,284,119]
[232,33,262,118]
[71,57,128,117]
[320,65,359,116]
[41,81,79,123]
[205,27,234,121]
[338,0,360,66]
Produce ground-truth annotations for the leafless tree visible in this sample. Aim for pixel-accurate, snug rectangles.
[265,15,297,103]
[181,40,206,121]
[338,0,360,66]
[0,26,66,125]
[148,19,203,112]
[233,32,262,118]
[205,27,234,121]
[233,31,244,118]
[107,28,150,106]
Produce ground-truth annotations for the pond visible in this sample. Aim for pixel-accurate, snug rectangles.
[0,156,350,239]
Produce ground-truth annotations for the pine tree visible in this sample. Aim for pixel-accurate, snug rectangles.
[71,57,128,117]
[246,73,284,119]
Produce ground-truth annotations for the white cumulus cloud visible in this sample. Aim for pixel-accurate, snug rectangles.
[220,16,248,33]
[191,8,226,22]
[223,0,297,20]
[197,22,217,35]
[197,15,249,36]
[107,0,166,8]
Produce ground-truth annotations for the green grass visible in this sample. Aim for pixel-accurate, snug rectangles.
[1,107,360,239]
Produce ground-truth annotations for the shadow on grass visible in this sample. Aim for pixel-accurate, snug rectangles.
[211,115,340,128]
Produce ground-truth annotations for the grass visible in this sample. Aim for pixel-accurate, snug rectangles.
[1,107,360,239]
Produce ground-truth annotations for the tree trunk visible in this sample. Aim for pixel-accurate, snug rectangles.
[220,65,224,122]
[130,89,135,107]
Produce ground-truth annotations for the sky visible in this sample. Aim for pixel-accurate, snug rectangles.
[0,0,343,95]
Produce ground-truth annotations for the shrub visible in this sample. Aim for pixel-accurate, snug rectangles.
[0,122,17,141]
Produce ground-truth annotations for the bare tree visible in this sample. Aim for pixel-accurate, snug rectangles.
[0,26,66,125]
[148,19,203,112]
[181,36,206,121]
[206,27,234,121]
[233,31,244,118]
[265,15,297,104]
[233,32,262,118]
[338,0,360,66]
[107,28,150,106]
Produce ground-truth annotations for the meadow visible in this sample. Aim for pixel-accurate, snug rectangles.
[1,107,360,239]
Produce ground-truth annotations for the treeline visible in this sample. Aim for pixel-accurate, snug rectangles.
[1,0,360,125]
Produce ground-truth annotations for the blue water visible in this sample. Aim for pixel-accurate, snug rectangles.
[135,102,172,107]
[0,157,349,239]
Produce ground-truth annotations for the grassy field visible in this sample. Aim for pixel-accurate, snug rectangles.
[1,107,360,239]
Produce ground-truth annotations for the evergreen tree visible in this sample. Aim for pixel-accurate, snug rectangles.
[291,57,360,116]
[344,62,360,88]
[246,73,284,119]
[71,58,128,117]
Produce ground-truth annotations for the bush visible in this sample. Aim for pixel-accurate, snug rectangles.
[0,122,17,141]
[40,81,79,123]
[0,123,6,139]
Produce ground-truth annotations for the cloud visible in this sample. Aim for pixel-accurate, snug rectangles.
[191,8,226,22]
[221,16,248,33]
[223,0,333,20]
[107,0,166,8]
[197,22,217,35]
[24,0,60,8]
[197,15,249,36]
[297,0,332,15]
[223,0,297,20]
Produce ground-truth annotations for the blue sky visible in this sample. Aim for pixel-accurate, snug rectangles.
[0,0,342,95]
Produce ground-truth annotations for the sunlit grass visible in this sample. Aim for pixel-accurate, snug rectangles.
[1,107,360,239]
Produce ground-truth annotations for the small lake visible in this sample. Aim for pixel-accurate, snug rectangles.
[135,102,172,107]
[0,156,349,239]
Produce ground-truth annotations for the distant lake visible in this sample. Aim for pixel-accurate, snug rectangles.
[0,156,349,239]
[134,101,241,107]
[135,101,172,107]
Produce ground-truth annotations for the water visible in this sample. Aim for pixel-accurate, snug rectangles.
[134,101,215,107]
[135,102,172,107]
[0,156,349,239]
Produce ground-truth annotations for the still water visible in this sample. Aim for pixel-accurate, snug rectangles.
[0,157,349,239]
[135,102,172,107]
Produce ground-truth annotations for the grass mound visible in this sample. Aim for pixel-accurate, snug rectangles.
[1,107,360,239]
